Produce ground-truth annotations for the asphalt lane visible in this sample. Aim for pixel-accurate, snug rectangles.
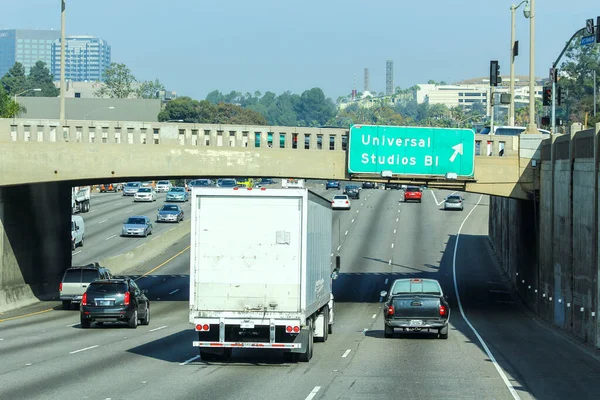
[71,189,192,266]
[1,185,600,399]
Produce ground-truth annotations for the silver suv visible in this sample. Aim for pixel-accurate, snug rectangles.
[59,263,112,309]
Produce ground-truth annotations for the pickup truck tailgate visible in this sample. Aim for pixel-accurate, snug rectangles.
[391,295,441,319]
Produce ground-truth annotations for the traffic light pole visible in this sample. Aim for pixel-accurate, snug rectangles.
[551,78,556,133]
[490,87,495,135]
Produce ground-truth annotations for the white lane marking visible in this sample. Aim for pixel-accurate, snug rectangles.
[391,243,394,248]
[66,323,78,327]
[362,328,368,333]
[372,313,377,319]
[337,245,341,251]
[452,195,520,400]
[356,210,359,213]
[105,234,117,241]
[431,190,457,206]
[149,325,168,332]
[305,386,321,400]
[385,278,388,284]
[69,345,99,354]
[351,218,355,223]
[99,219,108,224]
[125,209,134,213]
[72,250,82,255]
[169,289,180,295]
[397,210,400,213]
[344,230,348,236]
[331,252,334,256]
[393,229,397,234]
[396,218,399,222]
[342,349,352,358]
[179,355,200,365]
[361,203,364,206]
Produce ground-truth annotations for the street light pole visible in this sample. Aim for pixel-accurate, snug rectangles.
[524,0,538,133]
[509,1,527,127]
[59,0,66,123]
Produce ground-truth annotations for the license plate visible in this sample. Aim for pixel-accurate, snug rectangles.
[409,320,423,326]
[97,300,113,306]
[240,322,255,329]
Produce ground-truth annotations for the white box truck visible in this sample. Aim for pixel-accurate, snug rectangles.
[189,187,340,362]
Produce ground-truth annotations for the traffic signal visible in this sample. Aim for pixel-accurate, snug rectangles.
[490,60,501,86]
[542,87,552,106]
[541,116,551,126]
[557,87,564,106]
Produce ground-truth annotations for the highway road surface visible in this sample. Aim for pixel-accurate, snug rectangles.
[1,185,600,399]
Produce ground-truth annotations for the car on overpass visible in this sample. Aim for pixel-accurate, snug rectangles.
[80,278,150,329]
[380,278,450,339]
[479,125,551,135]
[166,187,189,202]
[121,216,153,237]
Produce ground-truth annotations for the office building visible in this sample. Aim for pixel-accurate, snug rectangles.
[0,29,60,77]
[51,36,111,82]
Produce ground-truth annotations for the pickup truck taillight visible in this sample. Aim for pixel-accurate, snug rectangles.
[439,305,447,316]
[81,292,87,306]
[59,282,62,292]
[386,305,394,315]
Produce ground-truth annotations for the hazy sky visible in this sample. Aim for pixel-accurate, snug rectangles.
[3,1,598,100]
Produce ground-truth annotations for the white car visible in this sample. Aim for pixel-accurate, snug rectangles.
[155,180,172,193]
[331,194,351,210]
[134,187,157,202]
[444,195,464,211]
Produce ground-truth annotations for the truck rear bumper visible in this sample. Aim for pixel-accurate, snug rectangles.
[385,318,447,329]
[193,341,301,349]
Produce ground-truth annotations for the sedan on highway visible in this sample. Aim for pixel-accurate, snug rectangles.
[166,187,189,202]
[134,187,157,202]
[344,184,360,199]
[122,181,141,196]
[331,194,351,210]
[326,180,340,190]
[217,178,238,188]
[155,180,172,193]
[157,204,184,223]
[444,195,464,211]
[381,278,450,339]
[121,216,153,237]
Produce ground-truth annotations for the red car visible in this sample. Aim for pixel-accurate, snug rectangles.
[403,186,422,203]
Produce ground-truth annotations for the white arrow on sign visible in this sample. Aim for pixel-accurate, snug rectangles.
[449,143,463,163]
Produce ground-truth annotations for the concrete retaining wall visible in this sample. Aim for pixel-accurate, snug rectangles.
[489,124,600,349]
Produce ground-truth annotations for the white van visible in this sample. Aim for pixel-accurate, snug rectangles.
[71,215,85,251]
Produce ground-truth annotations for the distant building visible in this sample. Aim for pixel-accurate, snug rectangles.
[51,36,111,82]
[0,29,61,77]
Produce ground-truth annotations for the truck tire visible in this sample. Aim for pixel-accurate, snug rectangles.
[298,319,314,362]
[80,317,90,329]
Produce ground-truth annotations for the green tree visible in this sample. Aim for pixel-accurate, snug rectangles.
[0,62,27,96]
[95,62,137,98]
[136,78,165,99]
[0,86,26,118]
[294,88,336,127]
[27,61,59,97]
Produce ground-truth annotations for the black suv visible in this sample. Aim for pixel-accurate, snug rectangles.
[344,184,360,199]
[80,278,150,329]
[362,181,375,189]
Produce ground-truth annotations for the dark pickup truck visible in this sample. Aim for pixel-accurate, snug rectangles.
[380,278,450,339]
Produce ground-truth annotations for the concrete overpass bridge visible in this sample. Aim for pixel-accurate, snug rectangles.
[0,118,545,200]
[0,117,545,312]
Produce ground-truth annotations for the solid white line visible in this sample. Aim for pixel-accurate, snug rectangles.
[105,234,117,241]
[149,325,168,332]
[452,195,520,400]
[337,245,341,251]
[169,289,180,295]
[125,209,134,213]
[69,345,99,354]
[344,230,348,236]
[99,219,108,224]
[305,386,321,400]
[72,250,82,255]
[179,355,200,365]
[342,349,352,358]
[372,313,377,319]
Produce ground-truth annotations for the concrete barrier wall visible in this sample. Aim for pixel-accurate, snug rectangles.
[489,124,600,349]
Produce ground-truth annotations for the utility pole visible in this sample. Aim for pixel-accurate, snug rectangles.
[490,87,495,136]
[59,0,66,123]
[594,69,597,117]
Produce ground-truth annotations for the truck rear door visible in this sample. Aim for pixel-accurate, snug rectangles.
[391,295,441,319]
[193,194,303,313]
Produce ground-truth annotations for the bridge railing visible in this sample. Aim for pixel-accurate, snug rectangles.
[1,119,517,157]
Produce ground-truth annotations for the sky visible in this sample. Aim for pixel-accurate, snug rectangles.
[2,1,599,100]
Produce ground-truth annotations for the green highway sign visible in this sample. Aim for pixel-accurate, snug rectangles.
[347,125,475,177]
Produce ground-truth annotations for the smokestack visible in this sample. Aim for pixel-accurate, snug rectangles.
[386,60,393,96]
[364,68,369,92]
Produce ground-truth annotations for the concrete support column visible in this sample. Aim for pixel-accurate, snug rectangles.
[0,182,71,312]
[285,132,293,149]
[132,129,141,144]
[334,133,342,151]
[82,126,91,143]
[310,132,319,150]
